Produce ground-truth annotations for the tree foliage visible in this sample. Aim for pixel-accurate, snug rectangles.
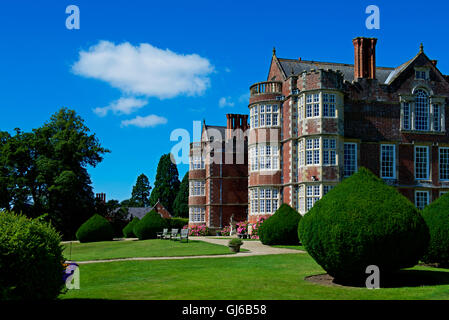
[173,172,189,217]
[0,108,109,239]
[149,153,180,214]
[130,174,152,207]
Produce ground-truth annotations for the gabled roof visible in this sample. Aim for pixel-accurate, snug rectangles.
[276,58,395,84]
[202,122,226,142]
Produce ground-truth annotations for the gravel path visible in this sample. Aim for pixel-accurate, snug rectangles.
[67,237,304,265]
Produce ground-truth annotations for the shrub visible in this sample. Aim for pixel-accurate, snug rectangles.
[76,214,114,243]
[421,193,449,267]
[298,168,430,284]
[236,221,250,235]
[166,217,189,230]
[221,225,231,236]
[122,217,140,238]
[0,211,65,300]
[133,210,167,240]
[228,238,243,246]
[258,204,301,245]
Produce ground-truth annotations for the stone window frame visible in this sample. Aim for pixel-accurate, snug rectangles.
[249,103,280,129]
[249,187,280,214]
[248,143,280,172]
[414,66,430,81]
[189,180,205,196]
[439,147,449,181]
[399,87,446,133]
[380,144,396,179]
[343,142,357,177]
[415,190,429,210]
[189,206,205,223]
[415,145,430,180]
[298,91,339,120]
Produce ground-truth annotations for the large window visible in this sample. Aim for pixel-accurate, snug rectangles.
[402,102,411,130]
[323,138,336,165]
[380,144,396,178]
[250,188,279,214]
[189,207,205,223]
[414,89,429,131]
[433,104,441,131]
[249,144,279,172]
[306,185,320,211]
[415,146,429,180]
[189,180,205,196]
[323,93,336,117]
[415,191,429,210]
[299,184,333,214]
[306,138,320,165]
[440,147,449,180]
[344,143,357,177]
[190,155,205,170]
[250,104,279,128]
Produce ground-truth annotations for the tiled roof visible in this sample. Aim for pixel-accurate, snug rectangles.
[277,58,395,84]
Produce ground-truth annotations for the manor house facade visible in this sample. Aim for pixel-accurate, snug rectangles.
[189,37,449,228]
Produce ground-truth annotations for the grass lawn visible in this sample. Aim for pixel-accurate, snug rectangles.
[63,239,241,261]
[61,253,449,300]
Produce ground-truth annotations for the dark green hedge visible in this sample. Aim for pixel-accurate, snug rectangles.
[75,214,114,243]
[258,203,301,245]
[166,217,189,229]
[421,193,449,267]
[0,211,65,300]
[133,210,167,240]
[298,168,429,284]
[122,217,140,238]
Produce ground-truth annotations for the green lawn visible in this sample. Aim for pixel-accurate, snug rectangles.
[272,244,305,251]
[61,253,449,300]
[63,239,240,261]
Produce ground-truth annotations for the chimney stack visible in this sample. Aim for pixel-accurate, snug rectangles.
[96,193,106,203]
[353,37,377,80]
[226,114,248,139]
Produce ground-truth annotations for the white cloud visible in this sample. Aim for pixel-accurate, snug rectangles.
[218,96,235,108]
[93,97,148,117]
[224,67,231,73]
[238,92,250,103]
[72,41,214,99]
[120,114,168,128]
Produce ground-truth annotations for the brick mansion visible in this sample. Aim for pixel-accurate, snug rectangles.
[188,37,449,228]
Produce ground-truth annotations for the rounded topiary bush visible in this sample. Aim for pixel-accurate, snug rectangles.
[421,193,449,267]
[76,214,114,243]
[258,203,301,245]
[133,210,167,240]
[0,211,65,300]
[122,217,140,238]
[298,168,429,284]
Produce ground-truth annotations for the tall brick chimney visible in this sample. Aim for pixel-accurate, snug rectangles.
[226,114,248,139]
[353,37,377,80]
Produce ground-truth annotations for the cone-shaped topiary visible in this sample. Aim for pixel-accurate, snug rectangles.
[298,167,429,284]
[133,210,167,240]
[421,193,449,267]
[122,217,140,238]
[258,203,302,245]
[76,214,114,243]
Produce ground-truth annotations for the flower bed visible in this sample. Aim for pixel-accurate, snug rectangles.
[183,224,209,236]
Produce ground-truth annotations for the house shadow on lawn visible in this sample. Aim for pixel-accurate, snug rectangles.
[305,268,449,289]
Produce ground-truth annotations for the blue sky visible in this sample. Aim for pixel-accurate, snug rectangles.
[1,0,448,202]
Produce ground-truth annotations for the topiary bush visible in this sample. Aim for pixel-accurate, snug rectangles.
[0,211,65,300]
[298,168,429,284]
[258,203,302,245]
[133,210,167,240]
[421,193,449,267]
[122,217,140,238]
[75,214,114,243]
